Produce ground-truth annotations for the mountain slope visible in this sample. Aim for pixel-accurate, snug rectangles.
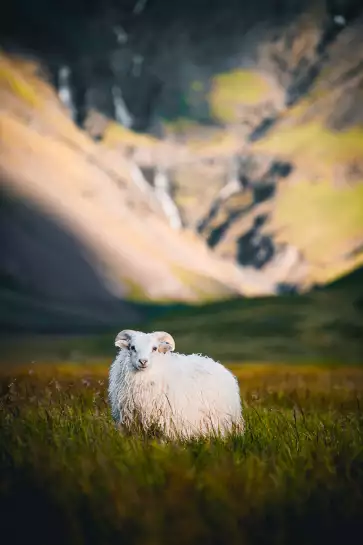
[1,53,282,332]
[1,1,363,335]
[156,9,363,289]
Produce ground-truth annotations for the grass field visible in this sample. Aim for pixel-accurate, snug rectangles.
[1,362,363,545]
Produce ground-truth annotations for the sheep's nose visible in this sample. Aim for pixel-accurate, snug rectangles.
[138,359,148,367]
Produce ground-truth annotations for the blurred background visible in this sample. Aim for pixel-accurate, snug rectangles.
[1,0,362,365]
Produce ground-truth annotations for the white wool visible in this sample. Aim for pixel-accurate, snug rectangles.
[108,331,244,440]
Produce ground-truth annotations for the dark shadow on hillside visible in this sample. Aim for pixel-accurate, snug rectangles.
[198,159,292,247]
[236,214,274,268]
[0,186,163,334]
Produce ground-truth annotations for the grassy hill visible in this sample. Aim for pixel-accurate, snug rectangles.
[1,267,362,367]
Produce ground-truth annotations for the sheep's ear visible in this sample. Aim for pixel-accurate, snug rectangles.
[153,331,175,353]
[115,329,134,349]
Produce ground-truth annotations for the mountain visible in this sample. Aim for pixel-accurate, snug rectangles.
[1,0,363,331]
[1,53,274,332]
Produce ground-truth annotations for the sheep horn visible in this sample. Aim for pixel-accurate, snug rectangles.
[153,331,175,352]
[115,329,135,348]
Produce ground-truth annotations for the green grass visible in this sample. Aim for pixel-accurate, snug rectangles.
[1,267,362,366]
[253,121,363,172]
[269,179,363,282]
[209,69,273,123]
[145,272,363,365]
[1,364,363,545]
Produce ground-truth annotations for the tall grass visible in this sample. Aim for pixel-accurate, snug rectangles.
[1,365,362,545]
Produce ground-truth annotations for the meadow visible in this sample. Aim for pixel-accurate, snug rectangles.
[1,362,363,545]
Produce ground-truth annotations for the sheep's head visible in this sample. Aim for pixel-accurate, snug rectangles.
[115,329,175,371]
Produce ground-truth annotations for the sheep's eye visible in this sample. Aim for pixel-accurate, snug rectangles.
[152,346,157,352]
[131,345,136,352]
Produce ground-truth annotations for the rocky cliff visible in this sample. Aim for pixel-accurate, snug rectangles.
[1,0,363,331]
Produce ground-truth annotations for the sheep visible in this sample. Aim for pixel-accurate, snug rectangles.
[108,329,244,440]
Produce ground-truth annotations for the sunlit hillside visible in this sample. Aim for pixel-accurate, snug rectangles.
[1,1,363,338]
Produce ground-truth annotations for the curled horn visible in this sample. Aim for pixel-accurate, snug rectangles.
[153,331,175,353]
[115,329,135,349]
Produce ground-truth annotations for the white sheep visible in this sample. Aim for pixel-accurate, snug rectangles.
[108,329,244,440]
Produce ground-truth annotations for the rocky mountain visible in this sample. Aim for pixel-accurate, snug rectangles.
[1,0,363,331]
[0,53,272,332]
